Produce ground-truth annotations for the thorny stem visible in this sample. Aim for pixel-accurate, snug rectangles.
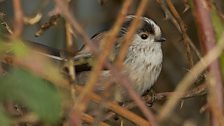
[156,0,202,59]
[166,0,194,68]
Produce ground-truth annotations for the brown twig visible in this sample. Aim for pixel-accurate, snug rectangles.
[114,0,158,125]
[193,1,224,126]
[144,83,207,102]
[166,0,194,68]
[13,0,23,37]
[64,20,81,125]
[75,86,150,126]
[1,22,13,35]
[82,113,110,126]
[158,33,224,121]
[24,13,42,25]
[65,22,76,82]
[116,0,147,68]
[63,2,80,125]
[182,0,190,13]
[156,0,181,31]
[104,83,207,121]
[156,0,202,59]
[35,14,60,37]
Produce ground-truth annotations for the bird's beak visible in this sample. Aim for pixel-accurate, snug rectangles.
[155,37,166,43]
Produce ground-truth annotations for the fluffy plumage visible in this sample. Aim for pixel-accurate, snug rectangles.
[76,15,165,102]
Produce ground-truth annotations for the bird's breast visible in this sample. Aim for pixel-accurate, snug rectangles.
[124,44,162,95]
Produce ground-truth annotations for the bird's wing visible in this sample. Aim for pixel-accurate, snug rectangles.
[76,32,106,55]
[75,31,124,63]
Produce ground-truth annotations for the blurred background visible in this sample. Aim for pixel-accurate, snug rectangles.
[1,0,222,125]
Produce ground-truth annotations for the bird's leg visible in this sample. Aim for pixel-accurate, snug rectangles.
[143,87,156,107]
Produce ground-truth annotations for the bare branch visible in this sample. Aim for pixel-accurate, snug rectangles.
[35,14,60,37]
[166,0,194,68]
[193,1,224,126]
[156,0,202,59]
[75,86,151,126]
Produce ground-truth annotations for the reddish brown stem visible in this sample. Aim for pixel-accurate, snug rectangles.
[13,0,23,37]
[193,1,224,126]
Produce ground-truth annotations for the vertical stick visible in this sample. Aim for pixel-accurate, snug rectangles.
[193,1,223,126]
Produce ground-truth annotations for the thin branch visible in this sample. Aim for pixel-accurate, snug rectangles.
[156,0,202,59]
[144,83,207,102]
[65,22,76,82]
[166,0,194,68]
[193,1,224,126]
[182,0,190,13]
[65,20,79,125]
[13,0,23,37]
[104,83,207,121]
[156,0,181,31]
[35,14,60,37]
[82,113,110,126]
[114,0,158,125]
[116,0,147,68]
[158,33,224,121]
[75,86,150,126]
[1,22,13,35]
[24,13,42,25]
[113,0,158,125]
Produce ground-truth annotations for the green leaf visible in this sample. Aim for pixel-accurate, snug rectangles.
[0,68,62,124]
[0,106,11,126]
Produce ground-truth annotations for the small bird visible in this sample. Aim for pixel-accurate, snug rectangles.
[75,15,165,102]
[26,15,165,102]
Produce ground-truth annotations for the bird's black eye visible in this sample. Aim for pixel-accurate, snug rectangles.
[140,33,148,40]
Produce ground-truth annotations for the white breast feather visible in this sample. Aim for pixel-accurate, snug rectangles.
[124,38,163,95]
